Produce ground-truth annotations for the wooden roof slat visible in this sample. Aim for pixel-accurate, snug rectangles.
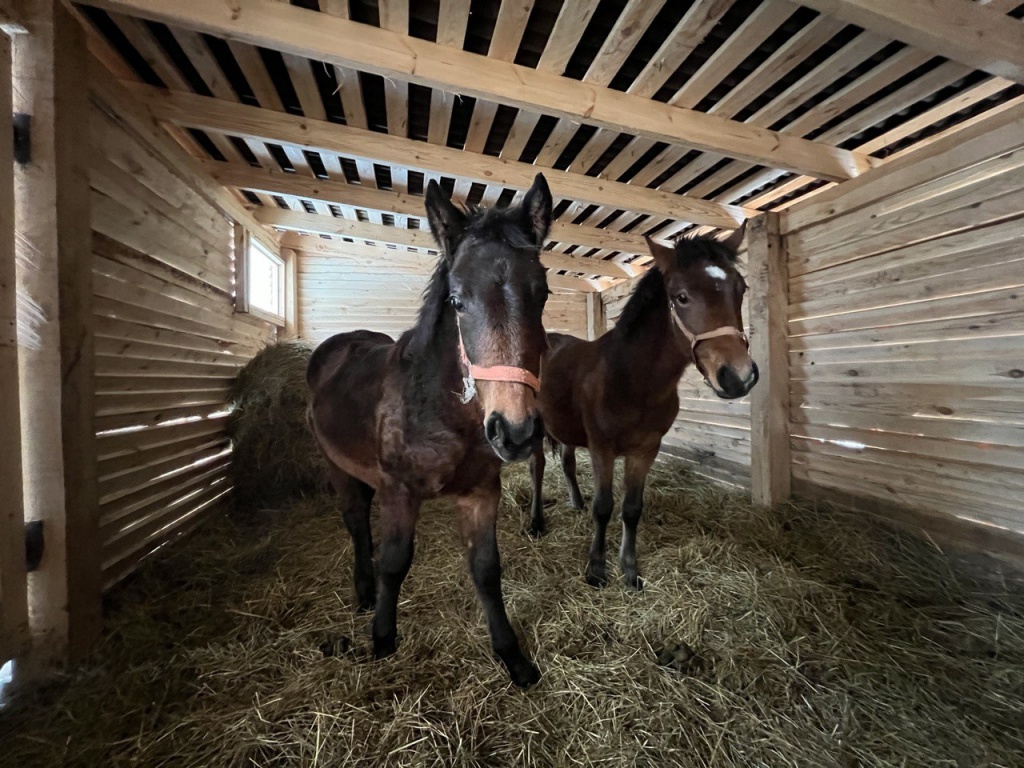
[132,84,752,227]
[525,0,672,175]
[798,0,1024,84]
[80,0,872,180]
[426,0,472,149]
[669,0,796,110]
[627,0,737,99]
[227,42,281,109]
[377,0,411,224]
[203,159,652,256]
[109,14,188,91]
[455,0,536,201]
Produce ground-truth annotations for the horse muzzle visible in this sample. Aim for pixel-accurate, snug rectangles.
[484,412,543,462]
[713,362,759,399]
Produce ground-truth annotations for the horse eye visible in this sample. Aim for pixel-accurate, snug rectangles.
[449,295,464,312]
[675,293,690,306]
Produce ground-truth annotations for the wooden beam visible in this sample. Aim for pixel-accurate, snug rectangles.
[0,31,27,668]
[0,0,27,35]
[78,0,874,181]
[207,160,654,256]
[747,212,790,506]
[260,209,636,279]
[288,234,599,293]
[799,0,1024,85]
[125,84,750,229]
[14,0,101,671]
[586,292,606,340]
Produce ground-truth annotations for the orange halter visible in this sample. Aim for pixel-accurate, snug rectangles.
[455,315,542,404]
[669,308,748,382]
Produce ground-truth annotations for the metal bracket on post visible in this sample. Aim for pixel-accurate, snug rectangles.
[25,521,44,572]
[13,112,30,165]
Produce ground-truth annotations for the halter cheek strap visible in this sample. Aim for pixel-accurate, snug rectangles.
[670,310,749,382]
[455,315,542,404]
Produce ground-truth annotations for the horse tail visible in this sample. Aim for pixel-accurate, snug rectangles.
[546,433,561,457]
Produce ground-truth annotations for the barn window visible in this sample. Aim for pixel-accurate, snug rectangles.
[236,229,287,326]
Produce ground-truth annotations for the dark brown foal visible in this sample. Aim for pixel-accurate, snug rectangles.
[307,175,553,686]
[530,226,758,589]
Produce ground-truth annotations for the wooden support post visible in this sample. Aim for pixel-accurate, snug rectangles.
[283,247,298,339]
[586,292,605,340]
[14,0,99,671]
[747,212,791,506]
[0,30,28,667]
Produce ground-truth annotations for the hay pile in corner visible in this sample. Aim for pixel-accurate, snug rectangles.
[228,340,330,510]
[2,458,1024,767]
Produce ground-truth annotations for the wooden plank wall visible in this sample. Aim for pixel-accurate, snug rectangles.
[783,107,1024,539]
[298,250,590,343]
[602,266,754,488]
[89,95,274,589]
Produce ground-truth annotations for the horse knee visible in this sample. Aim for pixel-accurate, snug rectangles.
[592,491,614,524]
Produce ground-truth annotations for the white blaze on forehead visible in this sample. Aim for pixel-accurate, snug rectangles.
[705,265,728,280]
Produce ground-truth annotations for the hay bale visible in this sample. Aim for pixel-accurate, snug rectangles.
[228,340,330,509]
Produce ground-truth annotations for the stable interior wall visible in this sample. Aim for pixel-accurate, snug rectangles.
[296,242,591,343]
[782,106,1024,549]
[602,264,753,489]
[88,81,276,589]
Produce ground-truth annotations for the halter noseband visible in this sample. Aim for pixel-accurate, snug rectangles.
[669,309,749,384]
[455,315,542,404]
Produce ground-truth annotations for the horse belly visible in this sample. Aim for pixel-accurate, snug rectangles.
[309,334,391,489]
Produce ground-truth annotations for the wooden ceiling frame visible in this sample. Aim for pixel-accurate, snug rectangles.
[798,0,1024,84]
[72,0,1024,295]
[123,82,753,229]
[78,0,875,182]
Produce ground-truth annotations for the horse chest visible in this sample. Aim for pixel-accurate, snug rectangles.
[378,394,496,498]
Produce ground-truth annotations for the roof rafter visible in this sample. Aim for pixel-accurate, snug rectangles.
[259,209,638,280]
[799,0,1024,85]
[79,0,875,181]
[200,159,654,257]
[125,83,751,229]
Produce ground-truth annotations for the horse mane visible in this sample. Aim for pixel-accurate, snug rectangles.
[614,267,668,337]
[615,233,739,337]
[399,203,537,359]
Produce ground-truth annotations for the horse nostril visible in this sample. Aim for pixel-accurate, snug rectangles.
[485,413,505,444]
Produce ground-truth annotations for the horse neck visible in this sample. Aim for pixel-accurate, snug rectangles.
[408,309,474,412]
[610,288,690,392]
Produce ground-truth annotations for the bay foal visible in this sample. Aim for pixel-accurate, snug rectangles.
[307,175,552,686]
[529,227,757,590]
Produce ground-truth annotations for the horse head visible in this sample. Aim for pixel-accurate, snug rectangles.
[424,174,553,460]
[645,224,758,399]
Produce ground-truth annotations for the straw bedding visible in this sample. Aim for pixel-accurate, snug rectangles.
[2,454,1023,767]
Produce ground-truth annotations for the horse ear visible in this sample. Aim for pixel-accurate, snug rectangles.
[721,221,746,253]
[424,180,466,260]
[520,173,553,247]
[644,236,676,274]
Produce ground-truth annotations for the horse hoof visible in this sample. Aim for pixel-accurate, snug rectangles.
[527,521,546,539]
[623,573,644,592]
[508,659,541,688]
[373,637,398,660]
[585,570,609,589]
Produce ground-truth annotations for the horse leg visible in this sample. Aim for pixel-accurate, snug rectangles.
[329,466,376,612]
[459,478,540,687]
[371,485,420,659]
[585,447,616,588]
[528,443,546,538]
[560,445,585,511]
[621,447,658,591]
